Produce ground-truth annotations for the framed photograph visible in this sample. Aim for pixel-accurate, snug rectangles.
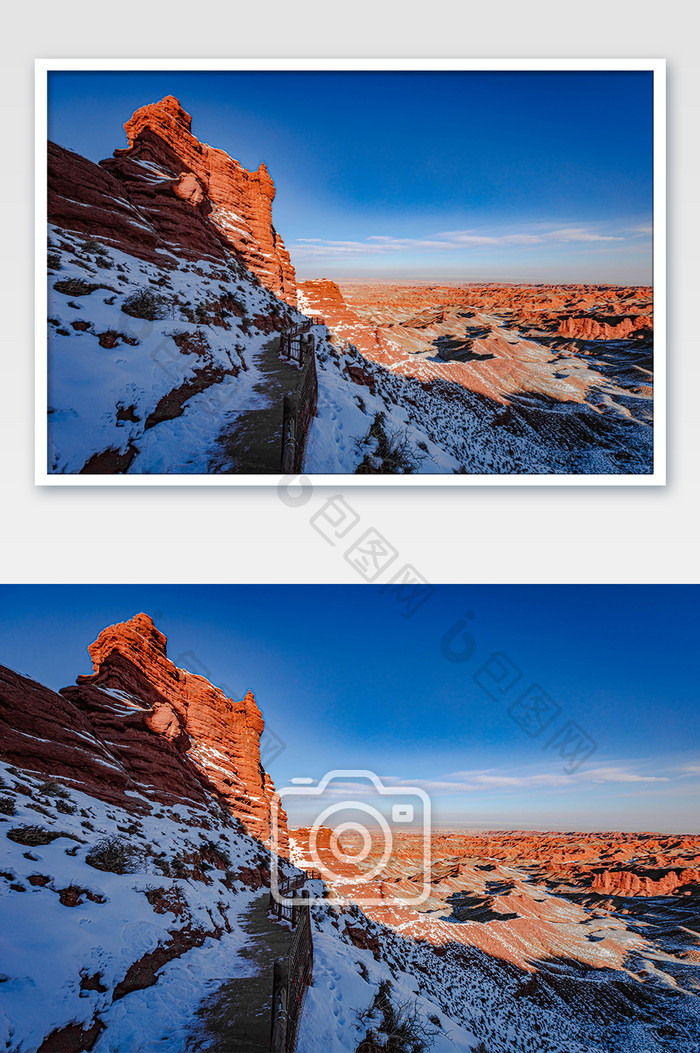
[2,584,698,1051]
[36,59,665,485]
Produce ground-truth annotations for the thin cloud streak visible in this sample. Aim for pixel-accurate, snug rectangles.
[280,764,676,800]
[292,223,637,261]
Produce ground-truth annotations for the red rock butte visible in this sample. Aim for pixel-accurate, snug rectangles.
[0,613,288,852]
[48,95,297,306]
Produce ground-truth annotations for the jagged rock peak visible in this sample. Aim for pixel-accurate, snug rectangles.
[110,96,296,304]
[124,95,194,142]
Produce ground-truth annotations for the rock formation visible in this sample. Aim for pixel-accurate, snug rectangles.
[298,279,654,418]
[556,314,652,340]
[48,95,296,305]
[109,95,296,304]
[0,614,287,851]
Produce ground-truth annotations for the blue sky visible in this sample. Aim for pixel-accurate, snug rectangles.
[1,586,696,832]
[47,70,654,284]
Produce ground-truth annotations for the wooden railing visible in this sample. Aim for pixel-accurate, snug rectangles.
[280,334,318,474]
[269,871,321,1053]
[268,869,322,922]
[280,318,325,362]
[268,873,307,925]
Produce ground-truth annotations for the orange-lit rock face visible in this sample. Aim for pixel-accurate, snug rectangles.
[297,280,653,410]
[290,828,700,971]
[0,614,287,851]
[117,96,296,305]
[76,614,287,849]
[48,96,296,305]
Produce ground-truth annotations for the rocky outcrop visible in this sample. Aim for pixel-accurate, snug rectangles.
[0,664,136,806]
[0,614,287,851]
[591,867,700,897]
[48,95,296,304]
[48,140,231,269]
[109,96,296,304]
[297,280,389,362]
[557,314,652,341]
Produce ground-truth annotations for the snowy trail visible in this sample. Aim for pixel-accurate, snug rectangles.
[208,336,303,473]
[186,892,295,1052]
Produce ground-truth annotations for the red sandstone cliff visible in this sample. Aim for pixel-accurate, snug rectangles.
[0,614,287,852]
[108,96,296,304]
[48,95,296,305]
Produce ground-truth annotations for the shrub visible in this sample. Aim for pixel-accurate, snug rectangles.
[7,825,65,846]
[26,802,53,817]
[0,796,16,816]
[356,980,438,1053]
[86,835,143,874]
[80,238,105,254]
[121,288,168,320]
[39,779,71,799]
[170,852,189,878]
[218,290,245,315]
[354,412,425,475]
[47,253,61,270]
[152,855,172,877]
[201,839,231,869]
[53,278,113,297]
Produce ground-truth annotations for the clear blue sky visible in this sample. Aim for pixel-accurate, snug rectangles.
[47,70,654,284]
[1,586,696,832]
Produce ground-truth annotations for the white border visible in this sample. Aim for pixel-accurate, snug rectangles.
[35,58,666,487]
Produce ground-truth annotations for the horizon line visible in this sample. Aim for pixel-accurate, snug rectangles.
[297,275,653,288]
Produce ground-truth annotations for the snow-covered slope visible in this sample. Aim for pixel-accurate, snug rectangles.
[46,228,465,476]
[47,229,299,474]
[0,759,295,1051]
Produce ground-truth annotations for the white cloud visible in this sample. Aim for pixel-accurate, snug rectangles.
[680,764,700,777]
[385,764,670,796]
[579,766,668,784]
[546,227,622,242]
[291,223,631,260]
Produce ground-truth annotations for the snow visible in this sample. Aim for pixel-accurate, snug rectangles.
[3,752,699,1052]
[46,228,651,477]
[0,760,297,1052]
[298,910,477,1053]
[46,228,302,475]
[305,340,461,475]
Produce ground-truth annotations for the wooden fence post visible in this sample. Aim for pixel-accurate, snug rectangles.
[279,327,318,474]
[270,959,288,1052]
[281,393,297,475]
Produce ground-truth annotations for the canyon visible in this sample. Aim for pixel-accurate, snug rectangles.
[1,614,698,1052]
[298,279,654,473]
[292,826,700,965]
